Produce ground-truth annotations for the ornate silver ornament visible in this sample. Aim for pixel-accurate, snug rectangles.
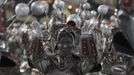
[31,1,49,15]
[15,3,30,16]
[97,5,109,15]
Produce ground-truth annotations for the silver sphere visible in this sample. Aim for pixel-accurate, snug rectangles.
[83,3,90,9]
[90,10,97,17]
[97,5,109,15]
[31,1,49,15]
[51,8,62,20]
[75,8,82,14]
[0,0,7,6]
[15,3,29,16]
[41,1,49,13]
[81,10,91,20]
[53,0,65,10]
[67,14,81,28]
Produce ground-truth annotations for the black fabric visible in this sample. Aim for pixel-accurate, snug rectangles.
[113,32,134,56]
[27,58,36,68]
[0,55,16,67]
[90,64,102,72]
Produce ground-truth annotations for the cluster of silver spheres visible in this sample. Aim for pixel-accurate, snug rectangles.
[15,1,49,16]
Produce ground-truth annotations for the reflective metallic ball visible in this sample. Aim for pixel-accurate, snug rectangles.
[67,14,81,28]
[83,3,90,9]
[90,10,97,17]
[97,5,109,15]
[15,3,29,16]
[51,8,62,20]
[31,1,49,16]
[0,0,7,6]
[53,0,65,10]
[81,10,91,20]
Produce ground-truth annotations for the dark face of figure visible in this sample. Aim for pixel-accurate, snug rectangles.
[57,31,74,59]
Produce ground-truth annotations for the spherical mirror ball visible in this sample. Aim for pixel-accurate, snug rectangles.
[67,14,81,28]
[53,0,65,10]
[83,3,90,9]
[31,1,49,16]
[90,10,97,17]
[97,5,109,15]
[0,0,7,6]
[81,10,91,20]
[15,3,29,16]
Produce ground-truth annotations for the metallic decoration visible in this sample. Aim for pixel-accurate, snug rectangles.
[29,21,42,39]
[90,10,97,17]
[89,17,99,26]
[81,10,91,20]
[97,5,109,15]
[51,8,63,21]
[81,20,91,34]
[110,15,118,28]
[1,0,134,75]
[66,14,81,28]
[82,18,98,34]
[15,3,30,16]
[31,1,49,15]
[53,0,65,10]
[83,3,91,10]
[0,0,7,6]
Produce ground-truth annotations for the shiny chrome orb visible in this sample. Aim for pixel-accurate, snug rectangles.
[81,10,91,20]
[31,1,49,16]
[90,10,97,17]
[83,3,90,9]
[53,0,65,10]
[67,14,81,28]
[15,3,29,16]
[0,0,7,6]
[97,5,109,15]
